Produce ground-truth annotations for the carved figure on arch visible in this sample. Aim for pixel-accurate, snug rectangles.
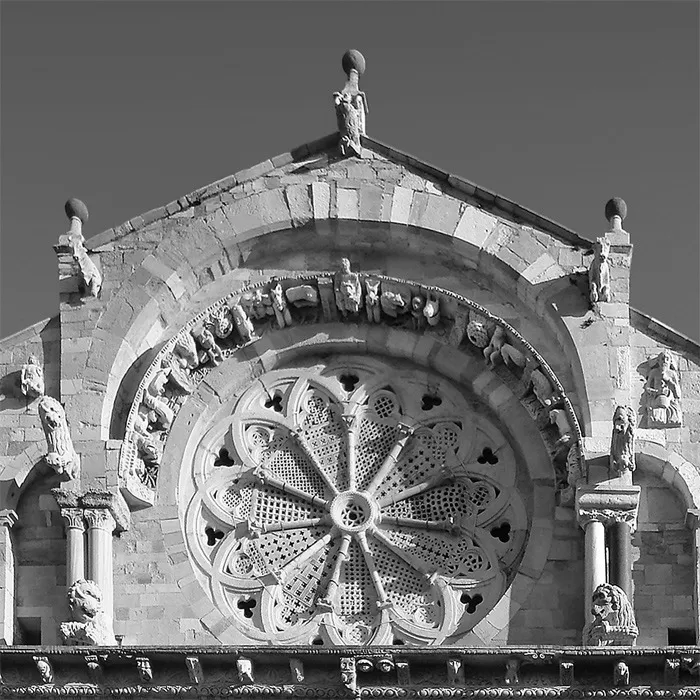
[21,354,45,399]
[59,579,116,646]
[193,327,224,366]
[177,332,200,370]
[143,369,175,429]
[523,358,559,408]
[364,277,381,323]
[38,395,78,480]
[483,326,525,370]
[589,236,611,304]
[411,295,426,331]
[269,281,292,328]
[213,306,234,339]
[334,258,362,318]
[641,350,682,428]
[583,583,638,647]
[610,405,636,474]
[380,290,407,318]
[423,292,440,327]
[549,409,573,446]
[232,303,257,343]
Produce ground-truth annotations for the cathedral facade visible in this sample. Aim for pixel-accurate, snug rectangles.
[0,51,699,695]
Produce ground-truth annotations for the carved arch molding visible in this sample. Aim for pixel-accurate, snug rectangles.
[117,272,584,646]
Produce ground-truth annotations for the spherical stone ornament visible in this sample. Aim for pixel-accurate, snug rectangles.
[342,49,366,77]
[605,197,627,222]
[65,198,89,223]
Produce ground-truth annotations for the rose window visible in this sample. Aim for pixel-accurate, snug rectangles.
[184,356,530,646]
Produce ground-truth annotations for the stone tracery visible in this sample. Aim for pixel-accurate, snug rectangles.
[184,357,528,646]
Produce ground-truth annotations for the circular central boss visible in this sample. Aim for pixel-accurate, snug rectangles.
[330,491,378,533]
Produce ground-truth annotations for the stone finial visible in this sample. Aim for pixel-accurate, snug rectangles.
[334,49,368,157]
[63,198,102,298]
[59,579,116,646]
[605,197,627,230]
[65,198,89,225]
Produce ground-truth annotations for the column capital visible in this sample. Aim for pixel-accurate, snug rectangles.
[84,508,116,532]
[60,508,85,530]
[576,484,640,532]
[0,509,18,529]
[51,488,130,532]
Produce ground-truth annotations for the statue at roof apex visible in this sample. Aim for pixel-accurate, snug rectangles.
[334,50,368,158]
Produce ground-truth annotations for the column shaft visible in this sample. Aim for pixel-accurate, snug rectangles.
[0,510,18,645]
[61,508,85,587]
[584,519,606,619]
[85,509,115,620]
[609,520,633,599]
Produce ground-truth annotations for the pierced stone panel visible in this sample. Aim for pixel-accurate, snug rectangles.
[184,356,529,646]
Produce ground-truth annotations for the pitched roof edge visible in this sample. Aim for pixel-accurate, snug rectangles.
[630,307,700,355]
[85,133,340,250]
[0,315,58,347]
[364,136,594,250]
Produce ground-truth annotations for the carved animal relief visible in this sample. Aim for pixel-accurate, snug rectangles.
[38,396,78,480]
[583,583,638,647]
[59,579,116,646]
[589,237,611,304]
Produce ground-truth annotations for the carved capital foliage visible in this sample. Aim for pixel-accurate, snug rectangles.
[83,509,115,532]
[59,508,84,530]
[578,508,637,531]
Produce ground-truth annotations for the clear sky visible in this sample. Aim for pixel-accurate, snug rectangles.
[1,1,698,341]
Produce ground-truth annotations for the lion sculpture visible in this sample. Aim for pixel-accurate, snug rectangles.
[38,396,78,480]
[60,579,116,646]
[610,405,636,474]
[583,583,638,646]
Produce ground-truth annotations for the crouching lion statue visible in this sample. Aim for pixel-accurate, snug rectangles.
[60,579,116,646]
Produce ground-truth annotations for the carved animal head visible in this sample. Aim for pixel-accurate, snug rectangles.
[613,406,635,435]
[340,257,352,274]
[38,396,66,430]
[590,583,635,629]
[67,579,105,623]
[594,237,611,262]
[411,296,425,312]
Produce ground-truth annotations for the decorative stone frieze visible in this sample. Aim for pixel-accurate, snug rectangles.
[59,579,116,646]
[38,396,78,480]
[20,355,44,399]
[583,583,639,647]
[118,271,584,510]
[641,350,682,428]
[334,50,367,158]
[1,646,699,696]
